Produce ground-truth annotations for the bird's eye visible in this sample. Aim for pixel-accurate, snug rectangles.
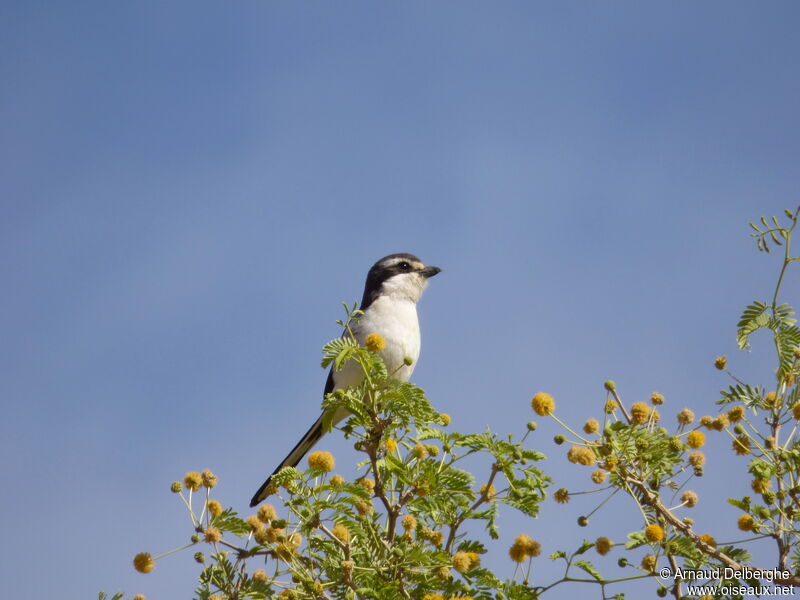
[398,261,411,271]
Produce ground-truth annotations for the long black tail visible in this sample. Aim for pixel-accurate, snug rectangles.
[249,413,326,507]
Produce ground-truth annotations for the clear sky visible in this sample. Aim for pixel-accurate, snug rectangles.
[2,2,799,598]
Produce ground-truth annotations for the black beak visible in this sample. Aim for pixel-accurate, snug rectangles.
[420,265,442,278]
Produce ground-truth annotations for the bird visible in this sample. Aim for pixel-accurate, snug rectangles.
[249,253,441,507]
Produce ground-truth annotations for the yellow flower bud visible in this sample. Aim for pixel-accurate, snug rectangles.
[595,537,613,556]
[531,392,555,416]
[630,402,651,425]
[184,471,202,491]
[737,514,754,531]
[583,418,600,434]
[644,524,664,542]
[133,552,155,574]
[308,451,335,472]
[365,333,386,352]
[686,430,705,449]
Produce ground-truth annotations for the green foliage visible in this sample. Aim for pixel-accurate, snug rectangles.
[113,208,800,599]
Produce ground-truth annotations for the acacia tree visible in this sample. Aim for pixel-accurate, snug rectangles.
[111,208,800,600]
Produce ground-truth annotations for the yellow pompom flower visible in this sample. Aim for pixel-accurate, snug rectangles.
[258,504,277,523]
[792,402,800,420]
[207,500,223,517]
[554,488,570,504]
[686,430,705,449]
[751,478,770,494]
[518,534,541,557]
[583,418,600,434]
[253,569,268,583]
[452,551,472,573]
[732,435,751,455]
[681,491,698,507]
[700,415,714,429]
[630,402,651,425]
[711,414,729,431]
[355,499,373,516]
[644,524,664,542]
[591,469,607,484]
[275,542,297,561]
[308,451,335,472]
[359,478,375,494]
[699,534,717,548]
[201,469,217,488]
[255,526,282,545]
[567,446,596,466]
[330,474,345,487]
[531,392,555,416]
[440,413,451,426]
[133,595,146,600]
[677,408,695,425]
[385,438,397,453]
[170,481,182,493]
[203,527,222,543]
[641,554,657,572]
[246,515,263,532]
[688,451,705,466]
[715,356,727,370]
[595,537,613,556]
[727,406,745,422]
[737,514,754,531]
[480,483,496,502]
[133,552,155,574]
[365,333,386,352]
[604,398,618,413]
[332,523,351,543]
[401,514,417,531]
[184,471,203,491]
[508,534,540,562]
[411,444,428,459]
[508,542,528,563]
[650,392,665,405]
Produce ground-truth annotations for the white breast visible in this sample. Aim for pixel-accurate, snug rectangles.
[333,295,420,389]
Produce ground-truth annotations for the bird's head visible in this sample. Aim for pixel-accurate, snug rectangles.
[362,253,441,306]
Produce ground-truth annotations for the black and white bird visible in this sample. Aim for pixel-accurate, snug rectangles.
[250,253,441,507]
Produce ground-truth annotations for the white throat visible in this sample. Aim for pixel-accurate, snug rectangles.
[379,272,429,303]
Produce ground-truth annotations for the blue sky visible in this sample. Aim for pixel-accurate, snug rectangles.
[2,2,799,598]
